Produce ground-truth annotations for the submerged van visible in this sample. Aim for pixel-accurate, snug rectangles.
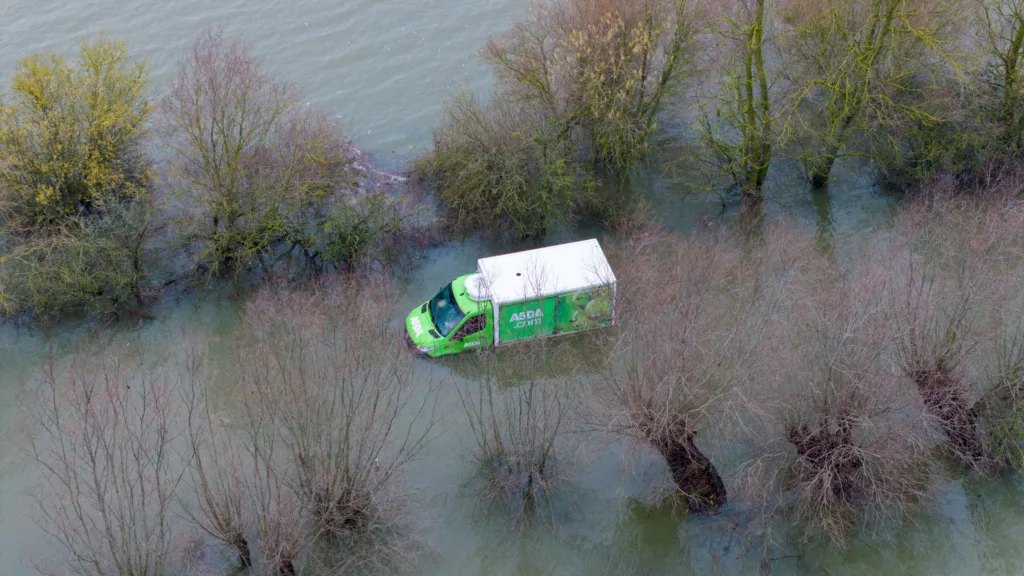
[405,239,616,357]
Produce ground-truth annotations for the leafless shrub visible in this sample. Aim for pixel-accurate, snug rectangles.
[456,345,579,520]
[886,197,1024,468]
[179,339,252,570]
[25,343,184,576]
[234,273,438,572]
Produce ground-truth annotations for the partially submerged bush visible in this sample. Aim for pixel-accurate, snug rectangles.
[418,93,588,239]
[0,200,151,319]
[160,28,357,279]
[26,343,182,576]
[486,0,698,176]
[457,346,579,519]
[0,36,154,321]
[306,188,433,271]
[420,0,698,238]
[227,276,436,573]
[695,0,774,202]
[0,35,151,234]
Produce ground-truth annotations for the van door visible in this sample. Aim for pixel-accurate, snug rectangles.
[448,313,490,354]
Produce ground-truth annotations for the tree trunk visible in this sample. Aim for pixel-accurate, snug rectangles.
[278,559,296,576]
[236,537,252,569]
[787,419,862,499]
[922,384,984,464]
[808,154,836,188]
[653,433,727,513]
[913,368,984,464]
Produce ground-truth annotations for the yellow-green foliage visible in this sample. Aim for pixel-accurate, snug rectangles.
[564,1,694,176]
[486,0,695,178]
[0,35,151,233]
[418,93,590,239]
[778,0,960,187]
[696,0,772,200]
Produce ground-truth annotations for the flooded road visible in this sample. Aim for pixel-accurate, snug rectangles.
[2,0,1022,574]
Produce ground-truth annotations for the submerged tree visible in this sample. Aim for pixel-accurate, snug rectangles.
[457,345,580,520]
[420,0,699,238]
[741,248,932,545]
[236,276,438,572]
[778,0,961,187]
[26,344,183,576]
[0,36,154,320]
[697,0,774,203]
[0,35,151,234]
[597,221,768,512]
[486,0,699,177]
[160,27,355,279]
[977,0,1024,150]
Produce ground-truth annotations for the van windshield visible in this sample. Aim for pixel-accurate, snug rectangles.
[429,282,465,337]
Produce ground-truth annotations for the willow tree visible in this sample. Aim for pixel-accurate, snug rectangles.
[978,0,1024,150]
[160,28,355,279]
[0,36,153,319]
[696,0,774,204]
[741,244,932,545]
[779,0,960,187]
[0,35,151,234]
[486,0,699,176]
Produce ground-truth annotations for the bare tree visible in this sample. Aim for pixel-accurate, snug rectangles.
[234,274,438,572]
[595,219,786,512]
[179,340,252,570]
[25,344,184,576]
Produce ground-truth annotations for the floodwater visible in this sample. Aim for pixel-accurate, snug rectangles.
[1,0,1022,574]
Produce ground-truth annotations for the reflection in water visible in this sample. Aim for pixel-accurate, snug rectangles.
[811,185,835,255]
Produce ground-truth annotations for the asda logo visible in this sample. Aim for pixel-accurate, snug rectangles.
[510,309,543,328]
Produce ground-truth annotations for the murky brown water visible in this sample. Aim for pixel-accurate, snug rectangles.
[2,0,1022,574]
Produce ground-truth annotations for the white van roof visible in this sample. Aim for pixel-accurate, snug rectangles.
[467,239,616,304]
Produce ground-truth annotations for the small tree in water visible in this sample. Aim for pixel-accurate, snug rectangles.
[25,343,183,576]
[419,0,700,238]
[0,35,151,233]
[597,219,764,512]
[160,28,356,279]
[0,36,154,320]
[457,345,580,521]
[777,0,960,187]
[696,0,774,204]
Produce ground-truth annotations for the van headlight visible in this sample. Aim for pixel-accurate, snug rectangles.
[416,345,430,354]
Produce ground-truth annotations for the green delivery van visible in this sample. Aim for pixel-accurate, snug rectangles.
[405,239,616,357]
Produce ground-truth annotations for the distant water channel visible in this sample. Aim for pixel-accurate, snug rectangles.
[2,0,1021,574]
